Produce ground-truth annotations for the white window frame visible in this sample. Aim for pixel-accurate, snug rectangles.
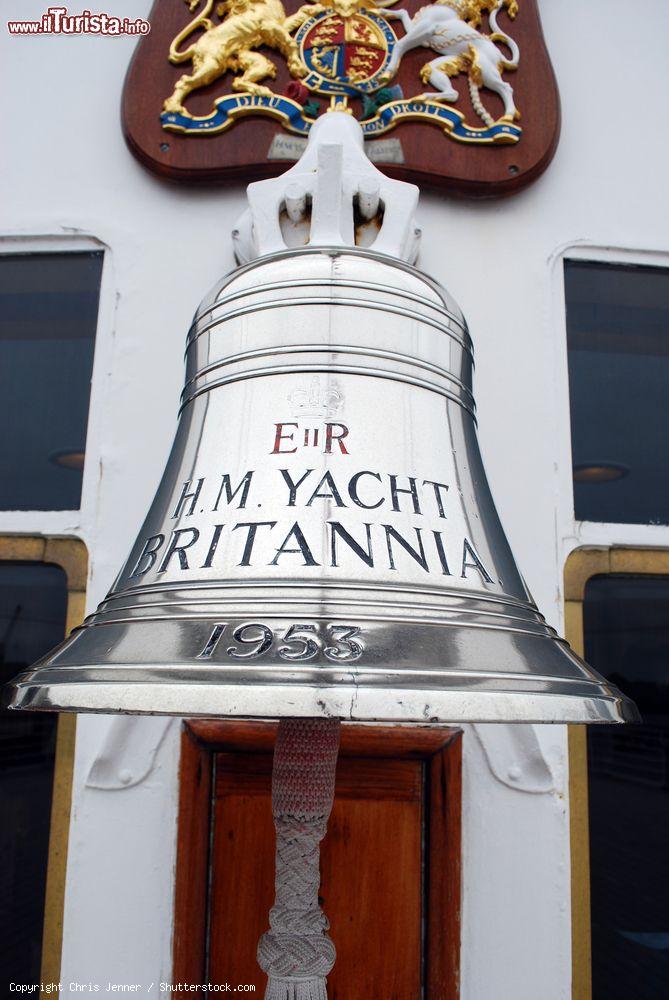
[0,233,114,538]
[550,242,669,555]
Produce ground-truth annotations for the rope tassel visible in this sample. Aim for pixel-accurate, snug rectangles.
[257,718,341,1000]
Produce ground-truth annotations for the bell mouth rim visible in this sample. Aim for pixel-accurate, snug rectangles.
[5,609,640,725]
[5,581,640,725]
[4,676,640,725]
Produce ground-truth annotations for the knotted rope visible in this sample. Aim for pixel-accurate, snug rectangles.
[257,718,341,1000]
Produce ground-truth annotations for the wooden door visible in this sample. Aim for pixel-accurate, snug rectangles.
[173,722,462,999]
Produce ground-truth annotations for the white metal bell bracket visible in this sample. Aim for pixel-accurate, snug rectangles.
[84,717,554,796]
[232,111,421,265]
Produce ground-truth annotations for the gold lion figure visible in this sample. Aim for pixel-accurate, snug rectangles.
[164,0,308,113]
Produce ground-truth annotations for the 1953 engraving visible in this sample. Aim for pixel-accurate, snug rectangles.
[196,621,364,661]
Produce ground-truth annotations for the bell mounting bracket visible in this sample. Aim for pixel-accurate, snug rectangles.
[232,111,421,265]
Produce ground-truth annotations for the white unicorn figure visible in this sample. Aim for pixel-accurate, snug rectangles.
[382,0,520,124]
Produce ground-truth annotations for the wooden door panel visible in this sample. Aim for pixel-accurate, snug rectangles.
[209,789,274,993]
[174,722,462,998]
[324,793,422,999]
[209,754,422,997]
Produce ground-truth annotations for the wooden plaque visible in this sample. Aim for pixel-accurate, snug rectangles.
[122,0,559,196]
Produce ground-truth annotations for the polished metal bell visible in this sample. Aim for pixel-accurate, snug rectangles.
[6,242,637,723]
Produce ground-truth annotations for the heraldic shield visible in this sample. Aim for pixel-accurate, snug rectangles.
[122,0,560,194]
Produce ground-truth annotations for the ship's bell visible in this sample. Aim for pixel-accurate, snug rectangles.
[5,114,637,724]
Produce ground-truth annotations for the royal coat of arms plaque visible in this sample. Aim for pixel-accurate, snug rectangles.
[122,0,559,194]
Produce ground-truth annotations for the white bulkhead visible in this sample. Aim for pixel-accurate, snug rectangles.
[3,0,669,996]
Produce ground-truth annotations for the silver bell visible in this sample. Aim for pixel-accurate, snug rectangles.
[5,114,638,725]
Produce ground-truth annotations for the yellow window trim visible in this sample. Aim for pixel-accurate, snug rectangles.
[566,545,669,1000]
[0,535,88,989]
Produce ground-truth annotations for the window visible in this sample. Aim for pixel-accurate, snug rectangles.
[565,259,669,524]
[0,559,68,987]
[585,573,669,999]
[0,251,103,510]
[567,557,669,1000]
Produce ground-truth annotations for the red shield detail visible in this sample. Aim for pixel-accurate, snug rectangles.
[122,0,560,196]
[302,14,387,87]
[343,18,387,82]
[304,14,345,48]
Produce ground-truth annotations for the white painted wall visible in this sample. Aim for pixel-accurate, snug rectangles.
[3,0,669,995]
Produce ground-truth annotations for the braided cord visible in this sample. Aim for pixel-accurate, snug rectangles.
[257,718,341,1000]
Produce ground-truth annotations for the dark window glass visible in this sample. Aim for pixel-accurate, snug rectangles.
[0,560,67,988]
[585,574,669,999]
[565,260,669,524]
[0,252,103,510]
